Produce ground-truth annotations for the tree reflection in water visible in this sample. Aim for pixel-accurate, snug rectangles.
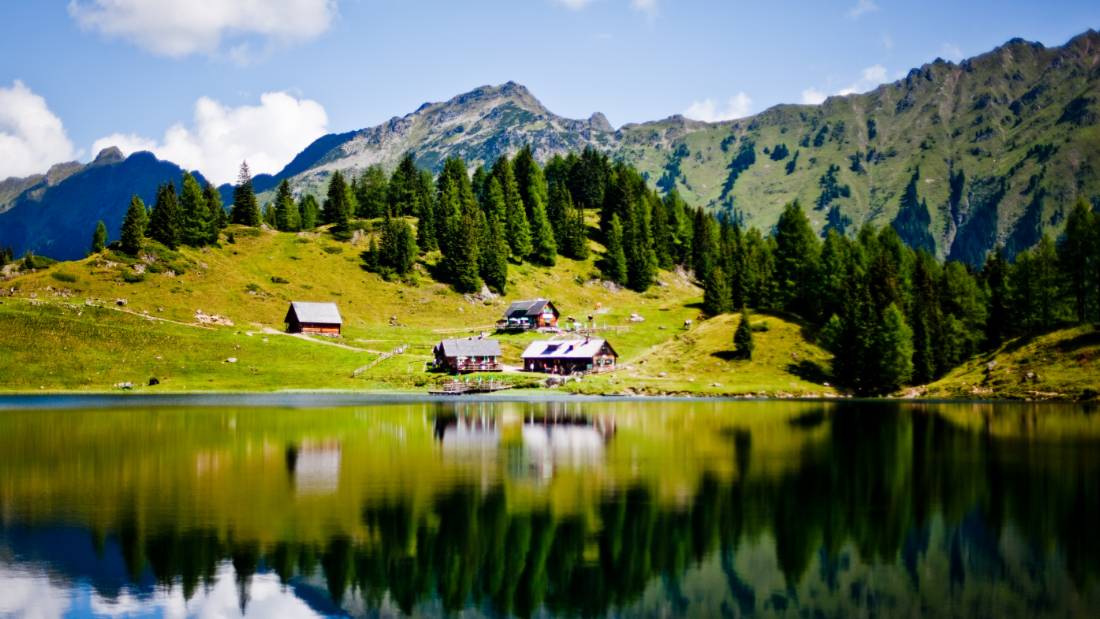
[0,400,1097,617]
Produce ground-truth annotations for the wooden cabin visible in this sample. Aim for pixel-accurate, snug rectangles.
[521,338,618,374]
[434,337,504,373]
[284,301,343,336]
[500,298,560,330]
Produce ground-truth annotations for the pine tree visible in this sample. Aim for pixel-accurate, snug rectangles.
[120,196,147,256]
[231,162,261,226]
[387,153,420,216]
[298,195,319,230]
[908,252,942,384]
[363,235,380,272]
[478,178,509,292]
[203,182,226,243]
[773,200,819,312]
[733,307,754,359]
[90,220,107,255]
[1059,197,1096,322]
[378,216,417,276]
[274,180,299,231]
[179,172,209,246]
[529,199,557,266]
[692,207,716,281]
[355,165,388,218]
[147,182,181,249]
[704,265,731,316]
[493,157,531,261]
[437,157,482,292]
[871,303,914,393]
[554,181,589,260]
[603,215,627,285]
[323,170,352,230]
[624,201,657,292]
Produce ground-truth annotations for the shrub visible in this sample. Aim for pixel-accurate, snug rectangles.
[322,245,343,255]
[270,276,289,284]
[121,271,145,283]
[51,271,78,283]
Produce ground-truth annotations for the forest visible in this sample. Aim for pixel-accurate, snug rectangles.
[48,146,1099,396]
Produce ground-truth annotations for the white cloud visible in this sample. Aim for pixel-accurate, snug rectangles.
[940,42,964,62]
[801,88,827,105]
[683,92,753,122]
[93,91,328,185]
[67,0,337,60]
[848,0,878,18]
[0,80,77,180]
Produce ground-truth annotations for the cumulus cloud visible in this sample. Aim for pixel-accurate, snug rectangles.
[800,88,827,105]
[67,0,337,60]
[0,80,77,180]
[93,91,328,185]
[848,0,878,18]
[683,92,752,122]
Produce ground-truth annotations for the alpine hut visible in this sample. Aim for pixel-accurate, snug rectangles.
[434,337,504,373]
[521,338,618,374]
[500,298,560,331]
[284,301,343,336]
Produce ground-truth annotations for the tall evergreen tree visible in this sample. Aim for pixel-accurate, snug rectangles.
[623,200,657,292]
[323,170,352,230]
[374,216,418,276]
[704,265,731,316]
[529,199,557,266]
[773,200,819,312]
[478,178,509,292]
[274,180,300,232]
[733,306,754,360]
[415,169,437,252]
[982,246,1011,346]
[231,162,261,226]
[1059,197,1096,322]
[492,157,531,261]
[179,172,209,246]
[437,157,482,292]
[387,153,420,216]
[203,182,226,242]
[298,194,319,230]
[355,165,388,219]
[908,251,942,384]
[603,214,627,285]
[262,203,277,228]
[692,207,717,282]
[120,196,147,256]
[147,182,181,249]
[90,220,107,255]
[871,303,914,393]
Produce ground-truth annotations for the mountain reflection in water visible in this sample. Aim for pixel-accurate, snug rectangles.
[0,400,1098,617]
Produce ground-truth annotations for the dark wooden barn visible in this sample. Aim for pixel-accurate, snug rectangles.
[284,301,343,336]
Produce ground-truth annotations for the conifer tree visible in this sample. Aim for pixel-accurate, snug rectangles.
[378,216,417,276]
[623,201,657,292]
[120,196,147,256]
[203,182,225,242]
[179,172,209,246]
[415,169,437,252]
[147,182,181,249]
[650,193,673,269]
[363,235,380,272]
[90,220,107,255]
[773,200,819,312]
[262,203,277,228]
[274,180,299,232]
[231,162,261,226]
[529,199,557,266]
[982,246,1010,346]
[909,252,942,384]
[553,182,589,260]
[704,265,731,316]
[733,306,754,360]
[387,153,420,216]
[1059,197,1096,322]
[478,178,509,292]
[692,207,717,281]
[355,165,388,219]
[493,157,531,260]
[437,157,482,292]
[323,170,352,230]
[603,214,627,285]
[298,195,319,230]
[871,303,914,393]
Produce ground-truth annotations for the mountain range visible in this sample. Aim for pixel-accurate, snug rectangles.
[1,30,1097,263]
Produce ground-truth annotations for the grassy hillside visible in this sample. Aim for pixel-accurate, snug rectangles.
[921,324,1100,400]
[0,224,835,395]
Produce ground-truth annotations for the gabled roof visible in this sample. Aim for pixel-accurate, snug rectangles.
[521,338,617,359]
[286,301,343,325]
[437,337,502,357]
[504,298,557,320]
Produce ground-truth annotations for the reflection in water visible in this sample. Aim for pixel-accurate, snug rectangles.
[0,400,1098,617]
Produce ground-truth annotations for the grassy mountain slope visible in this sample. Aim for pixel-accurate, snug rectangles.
[1,223,835,395]
[921,324,1100,400]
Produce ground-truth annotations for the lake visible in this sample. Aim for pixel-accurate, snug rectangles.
[0,397,1098,618]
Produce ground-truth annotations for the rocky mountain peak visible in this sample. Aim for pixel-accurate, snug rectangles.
[92,146,125,165]
[588,112,613,132]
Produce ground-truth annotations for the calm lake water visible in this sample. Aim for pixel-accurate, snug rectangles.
[0,397,1098,618]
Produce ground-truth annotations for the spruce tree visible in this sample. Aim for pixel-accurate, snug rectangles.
[733,307,754,360]
[871,303,914,393]
[603,214,627,284]
[493,157,531,260]
[387,153,420,216]
[437,157,482,292]
[415,169,437,252]
[773,200,819,312]
[378,216,417,276]
[274,180,299,231]
[299,195,319,230]
[529,200,557,266]
[623,201,657,292]
[478,178,509,292]
[90,220,107,255]
[120,196,147,256]
[179,172,209,246]
[323,170,352,230]
[692,207,716,281]
[203,182,225,243]
[231,162,261,226]
[355,165,388,218]
[147,182,181,249]
[262,203,277,228]
[982,246,1010,346]
[704,265,731,316]
[1059,197,1096,322]
[555,182,589,260]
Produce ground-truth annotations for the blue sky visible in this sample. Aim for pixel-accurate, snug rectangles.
[1,0,1097,183]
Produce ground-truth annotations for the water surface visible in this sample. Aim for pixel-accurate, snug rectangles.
[1,398,1098,617]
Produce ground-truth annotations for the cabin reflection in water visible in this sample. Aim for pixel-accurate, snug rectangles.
[284,440,341,495]
[434,406,615,480]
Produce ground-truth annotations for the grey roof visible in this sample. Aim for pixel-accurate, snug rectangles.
[504,298,556,320]
[437,337,502,358]
[287,301,343,325]
[521,338,617,359]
